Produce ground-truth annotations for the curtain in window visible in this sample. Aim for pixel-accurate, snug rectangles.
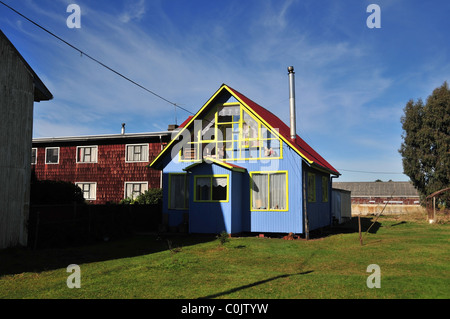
[196,177,211,201]
[252,173,268,209]
[91,147,98,162]
[78,147,97,162]
[126,183,147,200]
[127,145,148,161]
[126,183,137,199]
[127,146,135,161]
[212,177,227,201]
[169,175,187,209]
[270,173,286,210]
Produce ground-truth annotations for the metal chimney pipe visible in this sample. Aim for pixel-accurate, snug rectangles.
[121,123,126,135]
[288,66,296,140]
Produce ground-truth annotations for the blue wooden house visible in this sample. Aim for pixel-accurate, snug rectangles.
[150,81,340,236]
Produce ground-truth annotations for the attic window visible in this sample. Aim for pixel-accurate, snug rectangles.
[179,103,282,162]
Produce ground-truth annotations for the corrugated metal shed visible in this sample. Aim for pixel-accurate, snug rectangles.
[332,181,419,197]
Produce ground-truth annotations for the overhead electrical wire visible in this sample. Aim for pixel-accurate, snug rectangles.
[0,0,195,115]
[337,168,404,175]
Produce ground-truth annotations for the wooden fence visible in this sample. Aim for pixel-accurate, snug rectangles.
[28,203,162,249]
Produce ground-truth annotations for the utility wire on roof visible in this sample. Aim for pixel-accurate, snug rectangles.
[0,0,195,115]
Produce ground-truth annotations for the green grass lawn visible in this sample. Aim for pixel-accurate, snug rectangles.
[1,213,449,299]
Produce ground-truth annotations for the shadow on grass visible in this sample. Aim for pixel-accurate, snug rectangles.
[199,271,314,299]
[308,216,381,239]
[0,233,215,276]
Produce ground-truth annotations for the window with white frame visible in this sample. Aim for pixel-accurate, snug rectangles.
[124,182,148,200]
[250,171,288,211]
[126,144,149,162]
[76,182,97,201]
[77,146,98,163]
[31,148,37,164]
[45,147,59,164]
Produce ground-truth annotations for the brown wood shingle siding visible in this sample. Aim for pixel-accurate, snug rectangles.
[32,140,167,204]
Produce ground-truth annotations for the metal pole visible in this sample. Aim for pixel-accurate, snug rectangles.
[358,215,363,246]
[288,66,296,140]
[433,197,436,222]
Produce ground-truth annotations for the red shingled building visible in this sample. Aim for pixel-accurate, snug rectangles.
[32,130,172,204]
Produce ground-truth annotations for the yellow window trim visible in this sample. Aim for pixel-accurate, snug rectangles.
[179,102,283,162]
[322,176,329,203]
[168,173,189,210]
[307,172,316,203]
[249,171,289,212]
[194,174,229,203]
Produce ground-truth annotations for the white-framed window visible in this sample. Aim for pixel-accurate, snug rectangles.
[125,144,149,162]
[45,147,60,164]
[124,182,148,200]
[76,182,97,201]
[76,146,98,163]
[31,148,37,164]
[168,173,189,210]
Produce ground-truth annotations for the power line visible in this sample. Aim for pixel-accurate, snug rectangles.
[0,0,195,115]
[337,168,404,175]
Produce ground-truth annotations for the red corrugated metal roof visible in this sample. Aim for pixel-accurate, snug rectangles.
[178,116,193,128]
[150,84,339,176]
[226,85,340,175]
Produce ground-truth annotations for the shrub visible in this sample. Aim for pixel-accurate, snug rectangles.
[217,231,230,245]
[30,180,85,205]
[120,188,162,205]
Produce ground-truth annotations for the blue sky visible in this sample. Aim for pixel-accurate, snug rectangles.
[1,0,449,182]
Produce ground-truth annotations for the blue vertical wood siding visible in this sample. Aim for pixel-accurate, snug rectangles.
[305,168,332,231]
[160,137,333,234]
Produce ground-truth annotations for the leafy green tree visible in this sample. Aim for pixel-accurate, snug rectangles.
[399,82,450,204]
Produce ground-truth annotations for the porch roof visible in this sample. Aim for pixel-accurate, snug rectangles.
[183,158,246,173]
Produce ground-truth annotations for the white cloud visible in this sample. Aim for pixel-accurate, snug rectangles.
[119,0,146,23]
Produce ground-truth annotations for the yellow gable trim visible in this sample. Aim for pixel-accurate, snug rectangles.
[149,85,229,167]
[150,84,315,169]
[221,85,314,166]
